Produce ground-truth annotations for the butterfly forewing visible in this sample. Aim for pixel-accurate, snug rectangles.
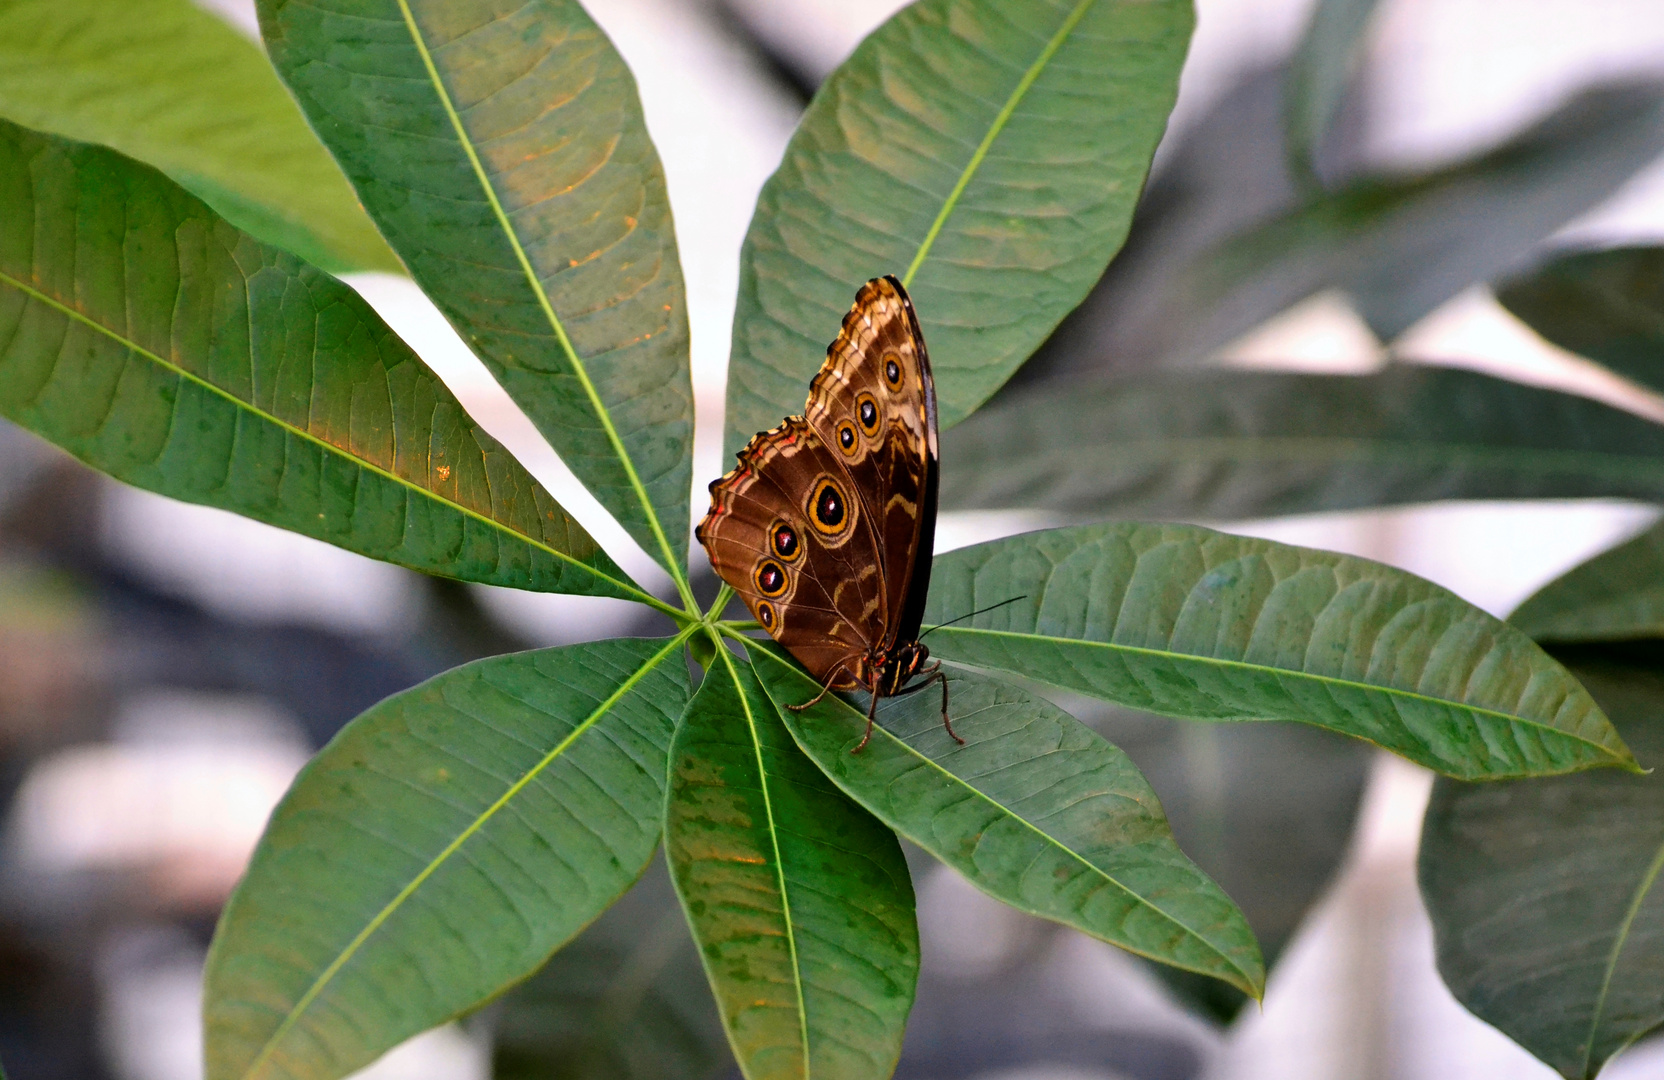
[698,275,939,690]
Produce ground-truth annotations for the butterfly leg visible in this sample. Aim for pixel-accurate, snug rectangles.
[884,663,964,745]
[787,661,852,715]
[852,691,881,755]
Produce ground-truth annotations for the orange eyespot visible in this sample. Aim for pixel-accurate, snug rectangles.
[882,351,904,390]
[808,477,849,535]
[835,420,859,456]
[756,601,776,630]
[855,393,881,436]
[771,522,802,562]
[755,558,788,597]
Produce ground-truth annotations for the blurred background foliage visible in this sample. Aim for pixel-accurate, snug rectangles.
[2,0,1664,1078]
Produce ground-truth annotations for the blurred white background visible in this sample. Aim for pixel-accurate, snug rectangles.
[9,0,1664,1078]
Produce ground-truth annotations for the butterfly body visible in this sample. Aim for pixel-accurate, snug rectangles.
[698,275,953,748]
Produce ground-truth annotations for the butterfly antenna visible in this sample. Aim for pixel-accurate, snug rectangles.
[919,595,1027,639]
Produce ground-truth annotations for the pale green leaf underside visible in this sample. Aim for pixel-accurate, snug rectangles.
[922,522,1633,779]
[942,366,1664,518]
[1511,522,1664,644]
[1421,655,1664,1078]
[259,0,694,578]
[665,645,918,1080]
[0,0,396,274]
[749,645,1265,998]
[204,636,694,1080]
[725,0,1194,457]
[0,119,646,604]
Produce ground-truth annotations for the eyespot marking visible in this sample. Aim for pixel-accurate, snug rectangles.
[856,393,880,436]
[836,420,859,455]
[809,477,848,535]
[883,351,903,390]
[771,522,801,561]
[757,601,775,630]
[755,559,788,597]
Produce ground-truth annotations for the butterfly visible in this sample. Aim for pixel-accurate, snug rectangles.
[698,275,954,752]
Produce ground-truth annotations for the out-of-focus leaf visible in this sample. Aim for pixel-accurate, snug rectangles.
[260,0,695,578]
[490,856,732,1080]
[0,120,648,605]
[1282,0,1381,187]
[1081,702,1371,1021]
[0,0,396,274]
[1041,84,1664,372]
[1511,521,1664,644]
[1421,645,1664,1079]
[204,636,694,1080]
[922,522,1635,779]
[724,0,1194,455]
[664,645,918,1080]
[941,366,1664,517]
[1497,246,1664,394]
[749,646,1266,999]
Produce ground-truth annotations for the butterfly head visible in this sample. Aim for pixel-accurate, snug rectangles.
[867,641,930,697]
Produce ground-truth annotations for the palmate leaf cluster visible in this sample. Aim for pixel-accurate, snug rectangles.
[0,0,1661,1078]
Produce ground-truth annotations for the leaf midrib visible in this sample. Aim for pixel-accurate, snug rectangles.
[1581,835,1664,1077]
[0,267,672,614]
[931,625,1632,768]
[958,432,1664,482]
[390,0,695,609]
[743,642,1261,996]
[710,634,812,1079]
[239,629,695,1080]
[900,0,1098,287]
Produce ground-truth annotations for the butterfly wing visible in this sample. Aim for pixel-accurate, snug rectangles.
[697,417,886,688]
[802,276,939,647]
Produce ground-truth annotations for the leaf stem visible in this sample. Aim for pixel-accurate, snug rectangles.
[391,0,699,617]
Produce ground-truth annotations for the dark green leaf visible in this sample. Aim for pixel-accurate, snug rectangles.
[664,644,918,1080]
[1077,84,1664,366]
[489,855,732,1080]
[1511,521,1664,644]
[205,636,694,1080]
[941,366,1664,517]
[260,0,695,578]
[0,0,396,274]
[725,0,1194,455]
[1497,245,1664,394]
[922,522,1635,779]
[748,646,1266,999]
[0,120,649,606]
[1081,702,1370,1021]
[1282,0,1381,187]
[1421,645,1664,1079]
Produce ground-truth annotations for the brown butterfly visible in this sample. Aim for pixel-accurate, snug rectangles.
[698,275,954,751]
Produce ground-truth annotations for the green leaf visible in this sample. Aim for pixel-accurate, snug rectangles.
[940,366,1664,517]
[1083,702,1370,1021]
[0,119,652,606]
[748,645,1265,999]
[921,522,1636,779]
[1101,84,1664,364]
[1511,521,1664,644]
[724,0,1194,456]
[0,0,396,274]
[1420,646,1664,1079]
[1282,0,1381,187]
[1497,245,1664,395]
[260,0,695,580]
[490,855,732,1080]
[664,644,918,1080]
[205,636,694,1080]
